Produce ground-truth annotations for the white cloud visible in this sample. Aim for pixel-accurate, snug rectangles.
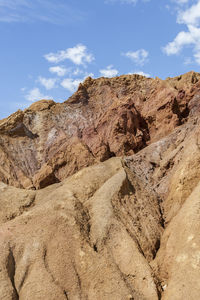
[173,0,189,4]
[38,76,57,90]
[99,65,119,77]
[163,26,198,55]
[11,102,29,110]
[184,57,193,65]
[25,88,52,102]
[21,87,27,92]
[123,49,149,65]
[131,71,151,77]
[106,0,137,4]
[73,68,84,76]
[49,66,68,77]
[177,1,200,26]
[122,0,137,3]
[163,1,200,65]
[72,68,94,78]
[194,51,200,64]
[105,0,150,5]
[84,72,94,78]
[60,72,94,93]
[44,44,94,65]
[0,0,85,24]
[61,78,82,93]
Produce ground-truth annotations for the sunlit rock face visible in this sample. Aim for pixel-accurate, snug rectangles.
[0,71,200,299]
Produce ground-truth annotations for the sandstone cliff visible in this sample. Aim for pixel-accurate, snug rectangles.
[0,71,200,299]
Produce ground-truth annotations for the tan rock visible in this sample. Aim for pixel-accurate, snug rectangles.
[0,72,200,299]
[0,158,161,299]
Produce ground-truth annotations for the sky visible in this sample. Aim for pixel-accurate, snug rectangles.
[0,0,200,119]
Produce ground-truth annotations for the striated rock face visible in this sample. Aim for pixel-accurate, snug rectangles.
[0,71,200,299]
[0,71,200,189]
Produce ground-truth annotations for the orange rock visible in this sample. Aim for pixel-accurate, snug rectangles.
[0,72,200,189]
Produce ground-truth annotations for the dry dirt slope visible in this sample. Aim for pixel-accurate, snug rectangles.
[0,72,200,299]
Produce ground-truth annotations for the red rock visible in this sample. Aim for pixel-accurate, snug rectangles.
[0,72,200,189]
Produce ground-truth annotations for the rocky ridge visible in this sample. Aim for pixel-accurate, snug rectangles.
[0,71,199,190]
[0,71,200,299]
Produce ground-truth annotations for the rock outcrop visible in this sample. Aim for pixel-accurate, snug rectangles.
[0,71,200,299]
[0,71,200,190]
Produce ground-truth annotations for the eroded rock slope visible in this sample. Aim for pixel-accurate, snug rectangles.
[0,71,200,189]
[0,71,200,299]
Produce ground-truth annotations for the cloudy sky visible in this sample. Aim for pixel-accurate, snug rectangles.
[0,0,200,118]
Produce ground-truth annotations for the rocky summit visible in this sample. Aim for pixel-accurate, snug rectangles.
[0,71,200,299]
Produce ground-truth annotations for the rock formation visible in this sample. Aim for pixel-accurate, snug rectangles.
[0,71,200,299]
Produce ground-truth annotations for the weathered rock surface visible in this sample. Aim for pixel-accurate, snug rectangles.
[0,71,200,299]
[0,71,200,189]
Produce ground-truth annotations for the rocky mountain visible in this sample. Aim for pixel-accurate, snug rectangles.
[0,71,200,299]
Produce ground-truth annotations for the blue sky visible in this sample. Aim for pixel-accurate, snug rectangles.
[0,0,200,118]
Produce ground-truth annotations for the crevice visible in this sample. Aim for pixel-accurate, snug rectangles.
[99,143,116,162]
[64,291,69,300]
[38,172,61,189]
[106,143,116,158]
[150,270,163,300]
[21,193,36,211]
[8,123,39,139]
[72,262,82,300]
[172,97,190,125]
[43,247,68,299]
[82,142,96,158]
[156,195,165,229]
[152,239,161,260]
[181,105,189,119]
[93,244,98,252]
[106,247,141,300]
[74,197,91,245]
[6,248,19,300]
[18,266,29,292]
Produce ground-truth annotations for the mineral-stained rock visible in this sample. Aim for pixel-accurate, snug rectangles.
[0,71,200,299]
[1,71,200,189]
